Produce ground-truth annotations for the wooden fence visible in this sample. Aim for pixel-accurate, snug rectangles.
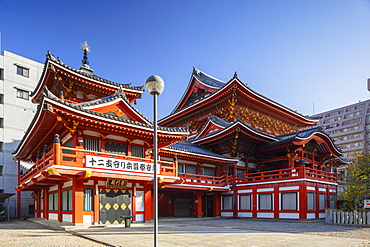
[325,209,370,225]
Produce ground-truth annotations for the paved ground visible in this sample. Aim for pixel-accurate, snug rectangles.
[1,218,370,247]
[0,219,104,247]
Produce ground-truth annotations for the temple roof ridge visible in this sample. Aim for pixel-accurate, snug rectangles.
[276,125,323,140]
[193,119,278,144]
[260,125,342,154]
[41,87,188,133]
[192,67,226,88]
[33,51,144,97]
[208,114,233,127]
[168,141,238,161]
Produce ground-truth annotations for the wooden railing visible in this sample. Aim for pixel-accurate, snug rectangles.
[20,150,55,183]
[178,173,228,187]
[20,144,338,186]
[20,146,176,183]
[229,167,338,184]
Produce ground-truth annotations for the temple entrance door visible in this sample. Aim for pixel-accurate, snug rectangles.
[99,188,131,224]
[174,198,191,216]
[206,195,214,217]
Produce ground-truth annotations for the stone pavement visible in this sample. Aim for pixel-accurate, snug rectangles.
[28,217,370,247]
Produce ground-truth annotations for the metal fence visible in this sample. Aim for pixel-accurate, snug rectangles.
[325,209,370,225]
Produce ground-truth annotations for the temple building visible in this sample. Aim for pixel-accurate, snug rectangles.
[15,48,346,225]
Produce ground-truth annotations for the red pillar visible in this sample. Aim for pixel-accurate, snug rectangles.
[73,179,84,224]
[213,193,221,217]
[194,192,202,217]
[274,186,279,218]
[57,182,62,222]
[143,183,153,222]
[93,182,100,224]
[131,185,136,221]
[44,188,49,219]
[37,190,42,217]
[299,181,307,219]
[17,160,21,219]
[233,185,238,218]
[315,185,320,219]
[252,187,257,217]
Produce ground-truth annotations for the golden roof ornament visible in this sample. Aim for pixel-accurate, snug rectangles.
[80,41,94,74]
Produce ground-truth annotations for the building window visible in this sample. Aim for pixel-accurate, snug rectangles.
[0,142,3,152]
[0,118,4,128]
[0,68,3,80]
[16,65,29,77]
[48,192,58,211]
[84,137,100,152]
[258,193,273,210]
[16,89,29,100]
[105,141,126,155]
[319,193,326,210]
[201,167,215,176]
[0,166,3,176]
[281,192,297,210]
[62,189,72,211]
[0,94,4,104]
[131,145,144,158]
[329,194,336,209]
[178,164,197,175]
[84,188,94,211]
[307,192,315,211]
[40,193,44,211]
[239,194,252,210]
[222,195,233,210]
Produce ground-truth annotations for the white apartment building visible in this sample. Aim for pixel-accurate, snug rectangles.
[0,50,43,218]
[311,99,370,159]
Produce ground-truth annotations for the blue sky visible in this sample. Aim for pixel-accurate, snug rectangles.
[1,0,370,120]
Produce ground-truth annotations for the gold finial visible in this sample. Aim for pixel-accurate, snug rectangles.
[81,41,90,52]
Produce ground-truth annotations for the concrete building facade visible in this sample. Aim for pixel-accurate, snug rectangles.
[0,50,43,217]
[311,99,370,159]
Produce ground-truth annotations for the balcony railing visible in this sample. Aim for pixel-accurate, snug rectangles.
[178,173,228,187]
[19,144,338,186]
[20,145,176,184]
[230,167,338,184]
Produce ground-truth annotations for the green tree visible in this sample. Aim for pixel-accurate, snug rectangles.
[339,152,370,211]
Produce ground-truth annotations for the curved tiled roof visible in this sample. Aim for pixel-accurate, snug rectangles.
[192,68,225,88]
[168,141,238,161]
[208,114,232,128]
[31,51,144,97]
[72,87,152,124]
[161,70,317,125]
[42,88,188,133]
[258,125,342,154]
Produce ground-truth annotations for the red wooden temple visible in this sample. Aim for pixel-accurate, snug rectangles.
[14,53,346,225]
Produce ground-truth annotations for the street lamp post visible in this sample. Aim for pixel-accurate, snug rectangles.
[145,75,165,247]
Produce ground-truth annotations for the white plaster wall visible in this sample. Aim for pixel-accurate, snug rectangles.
[49,213,58,220]
[63,214,73,222]
[83,215,93,224]
[238,212,252,217]
[0,51,43,218]
[257,213,274,218]
[135,214,144,222]
[279,186,299,191]
[279,213,299,219]
[307,213,316,219]
[221,212,233,217]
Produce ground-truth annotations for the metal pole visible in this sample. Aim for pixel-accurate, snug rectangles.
[7,197,10,221]
[153,93,158,247]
